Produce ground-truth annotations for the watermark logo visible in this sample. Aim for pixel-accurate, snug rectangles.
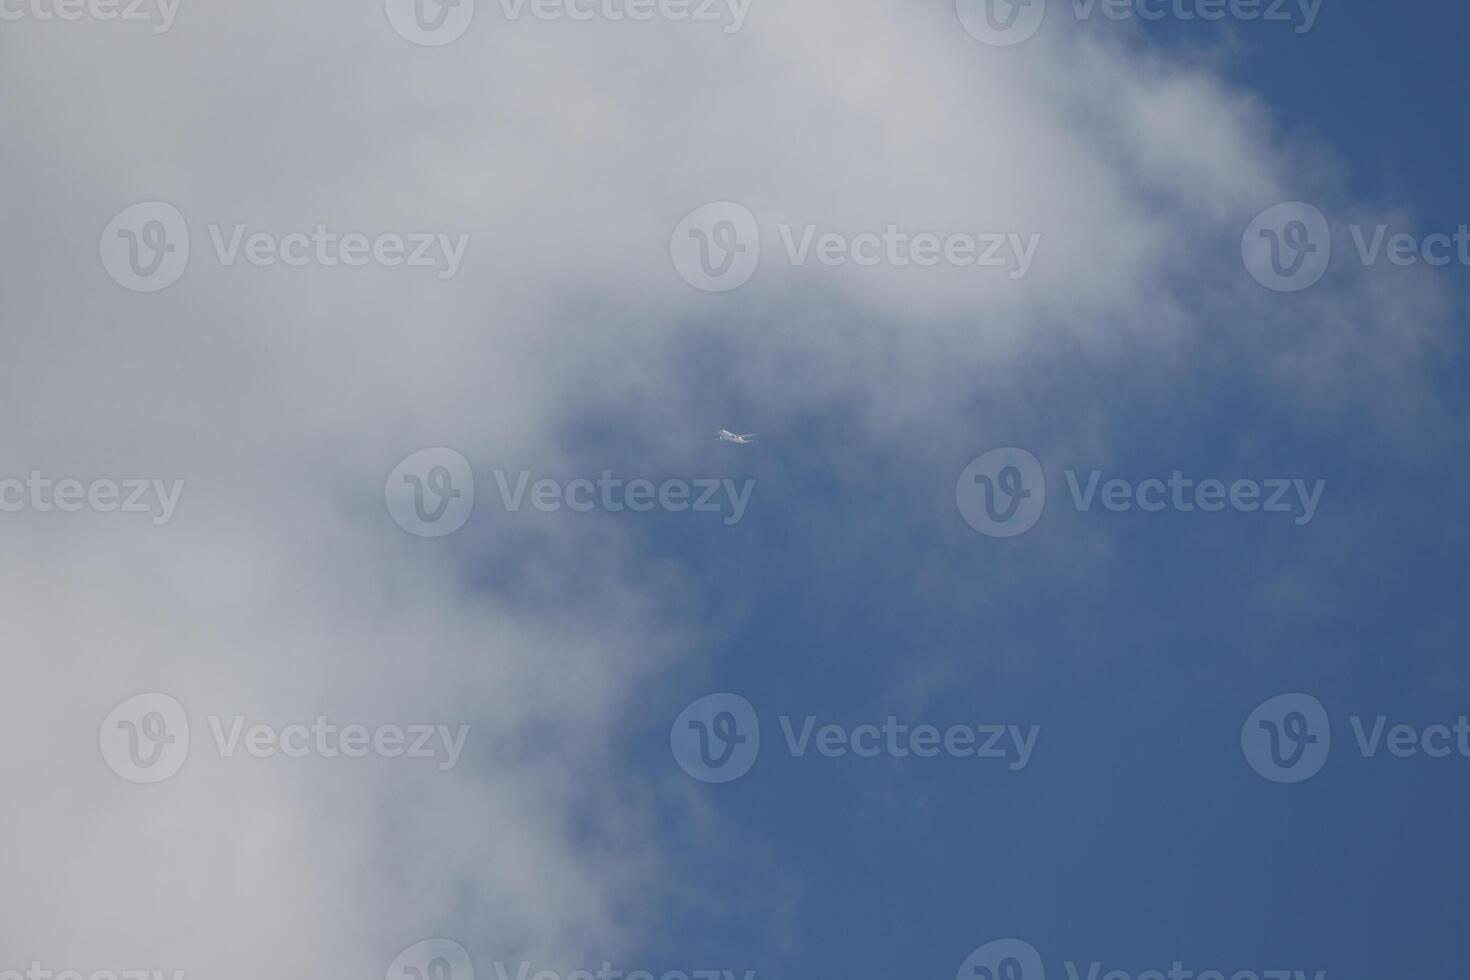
[672,202,1040,291]
[956,448,1047,538]
[671,202,761,292]
[205,225,470,278]
[208,716,469,770]
[777,225,1040,277]
[959,941,1325,980]
[385,0,476,45]
[672,695,1040,782]
[100,693,190,784]
[498,0,750,30]
[1062,470,1325,524]
[101,695,472,783]
[0,0,182,32]
[958,0,1321,44]
[1242,693,1470,783]
[386,448,476,538]
[1071,0,1320,31]
[1348,223,1470,269]
[102,203,471,289]
[490,964,753,980]
[388,0,750,44]
[0,965,186,980]
[1248,203,1470,290]
[958,450,1326,538]
[1062,969,1323,980]
[0,473,185,525]
[1242,202,1331,292]
[957,939,1046,980]
[955,0,1046,46]
[489,470,755,525]
[388,940,475,980]
[671,693,761,783]
[100,202,190,293]
[1241,693,1331,783]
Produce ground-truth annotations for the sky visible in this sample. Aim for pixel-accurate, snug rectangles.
[2,3,1468,980]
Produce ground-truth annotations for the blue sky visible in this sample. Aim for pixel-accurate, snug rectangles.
[624,6,1470,980]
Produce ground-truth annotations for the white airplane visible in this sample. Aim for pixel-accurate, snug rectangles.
[717,429,757,444]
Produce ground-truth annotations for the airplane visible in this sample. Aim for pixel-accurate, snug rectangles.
[717,429,757,444]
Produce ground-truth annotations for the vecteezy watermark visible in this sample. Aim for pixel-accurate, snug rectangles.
[384,0,476,45]
[100,693,471,784]
[0,473,184,525]
[955,448,1047,538]
[492,964,755,980]
[955,0,1321,46]
[206,716,469,770]
[384,0,750,46]
[0,966,185,980]
[1240,693,1331,783]
[956,939,1047,980]
[1063,969,1325,980]
[100,203,190,292]
[383,450,753,536]
[1242,692,1470,784]
[1244,201,1470,291]
[670,694,760,782]
[100,202,471,292]
[387,940,475,980]
[0,0,181,33]
[671,693,1040,783]
[670,201,1041,293]
[956,448,1326,538]
[490,470,756,526]
[386,448,476,538]
[1241,203,1332,292]
[957,938,1327,980]
[99,694,191,784]
[954,0,1046,45]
